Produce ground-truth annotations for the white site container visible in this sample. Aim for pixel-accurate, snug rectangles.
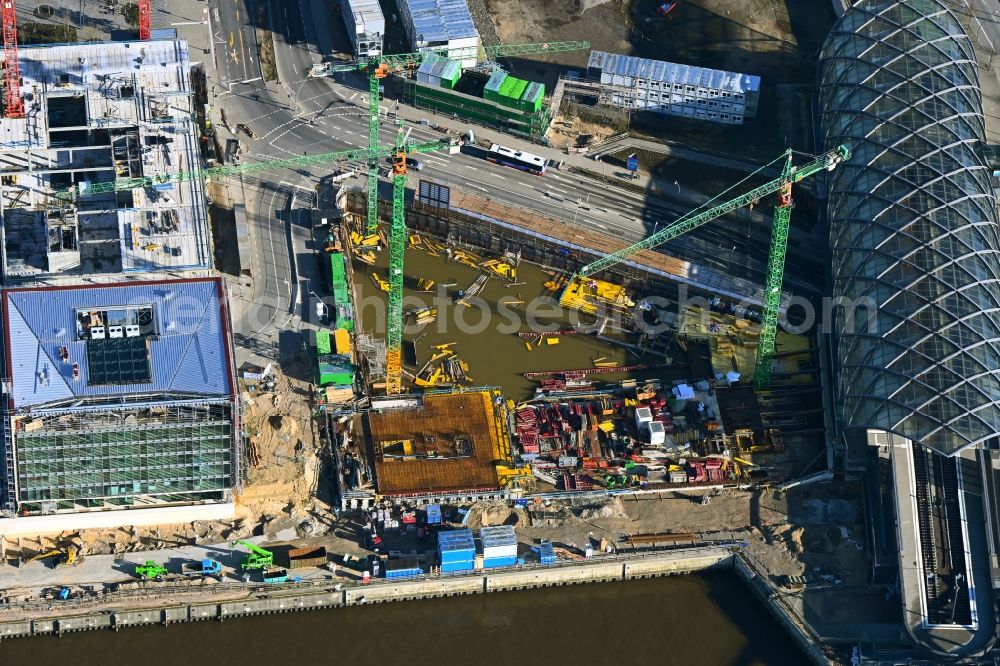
[635,407,653,430]
[648,421,666,446]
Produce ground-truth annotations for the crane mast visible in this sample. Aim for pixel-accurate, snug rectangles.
[572,145,850,388]
[313,41,590,394]
[2,0,23,119]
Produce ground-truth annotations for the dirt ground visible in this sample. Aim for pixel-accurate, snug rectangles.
[513,481,868,584]
[485,0,834,83]
[482,0,836,155]
[2,366,328,562]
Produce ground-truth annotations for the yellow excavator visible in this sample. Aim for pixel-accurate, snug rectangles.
[24,544,79,567]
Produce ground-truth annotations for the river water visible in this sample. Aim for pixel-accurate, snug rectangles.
[3,573,806,665]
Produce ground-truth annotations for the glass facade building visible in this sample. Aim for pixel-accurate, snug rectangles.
[819,0,1000,456]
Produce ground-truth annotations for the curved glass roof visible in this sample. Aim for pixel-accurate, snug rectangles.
[819,0,1000,456]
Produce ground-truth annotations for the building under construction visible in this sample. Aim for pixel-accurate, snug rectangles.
[364,390,510,496]
[0,38,211,280]
[0,277,240,515]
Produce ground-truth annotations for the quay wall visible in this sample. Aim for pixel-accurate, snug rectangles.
[0,548,832,664]
[0,547,735,640]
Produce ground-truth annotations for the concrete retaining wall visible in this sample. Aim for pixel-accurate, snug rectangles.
[733,554,831,666]
[0,503,236,537]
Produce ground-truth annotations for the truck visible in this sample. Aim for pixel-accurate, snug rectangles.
[181,559,222,578]
[233,540,274,571]
[287,546,328,570]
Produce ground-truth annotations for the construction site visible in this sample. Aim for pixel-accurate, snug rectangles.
[2,0,997,662]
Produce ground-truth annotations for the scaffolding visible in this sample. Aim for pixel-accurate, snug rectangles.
[355,332,387,382]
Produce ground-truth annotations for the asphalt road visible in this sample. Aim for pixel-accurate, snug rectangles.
[211,0,830,355]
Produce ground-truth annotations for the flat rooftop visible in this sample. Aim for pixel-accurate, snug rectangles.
[366,391,503,495]
[4,277,234,410]
[0,39,210,279]
[400,0,478,43]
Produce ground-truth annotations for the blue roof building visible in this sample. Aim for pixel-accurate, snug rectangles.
[0,277,240,514]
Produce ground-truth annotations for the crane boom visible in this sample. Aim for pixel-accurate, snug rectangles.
[310,41,591,78]
[311,39,591,395]
[578,146,850,278]
[573,144,850,390]
[233,540,272,557]
[61,138,454,199]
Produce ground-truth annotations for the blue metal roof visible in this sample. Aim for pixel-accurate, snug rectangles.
[587,50,761,94]
[402,0,478,42]
[5,279,233,408]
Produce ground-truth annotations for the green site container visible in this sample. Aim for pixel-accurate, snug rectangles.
[318,363,353,387]
[521,82,545,113]
[484,70,506,102]
[404,80,552,141]
[335,317,354,332]
[330,253,346,281]
[498,76,518,100]
[316,330,332,355]
[440,60,461,89]
[501,78,528,109]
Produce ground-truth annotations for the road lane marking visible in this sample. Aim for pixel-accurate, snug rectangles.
[238,31,247,80]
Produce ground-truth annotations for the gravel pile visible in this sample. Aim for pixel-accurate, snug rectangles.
[467,0,500,47]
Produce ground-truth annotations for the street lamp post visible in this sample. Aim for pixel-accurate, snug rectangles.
[310,290,329,323]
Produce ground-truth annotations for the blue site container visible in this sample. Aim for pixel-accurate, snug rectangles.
[426,504,442,525]
[482,555,518,569]
[539,541,556,565]
[386,557,423,580]
[438,528,475,565]
[440,560,474,573]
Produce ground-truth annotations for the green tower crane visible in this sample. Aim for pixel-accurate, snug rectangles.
[311,40,591,394]
[57,138,455,200]
[233,540,274,571]
[311,40,589,236]
[570,145,851,390]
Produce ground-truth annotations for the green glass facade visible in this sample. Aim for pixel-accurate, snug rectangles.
[15,404,233,512]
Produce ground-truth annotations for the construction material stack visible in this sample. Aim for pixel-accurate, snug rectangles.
[438,528,475,573]
[538,540,556,565]
[480,525,518,568]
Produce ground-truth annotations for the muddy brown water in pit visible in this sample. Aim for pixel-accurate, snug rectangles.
[3,572,808,665]
[352,245,690,400]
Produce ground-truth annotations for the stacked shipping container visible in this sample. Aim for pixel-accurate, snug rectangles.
[586,50,760,125]
[416,53,462,89]
[438,528,476,572]
[480,525,518,568]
